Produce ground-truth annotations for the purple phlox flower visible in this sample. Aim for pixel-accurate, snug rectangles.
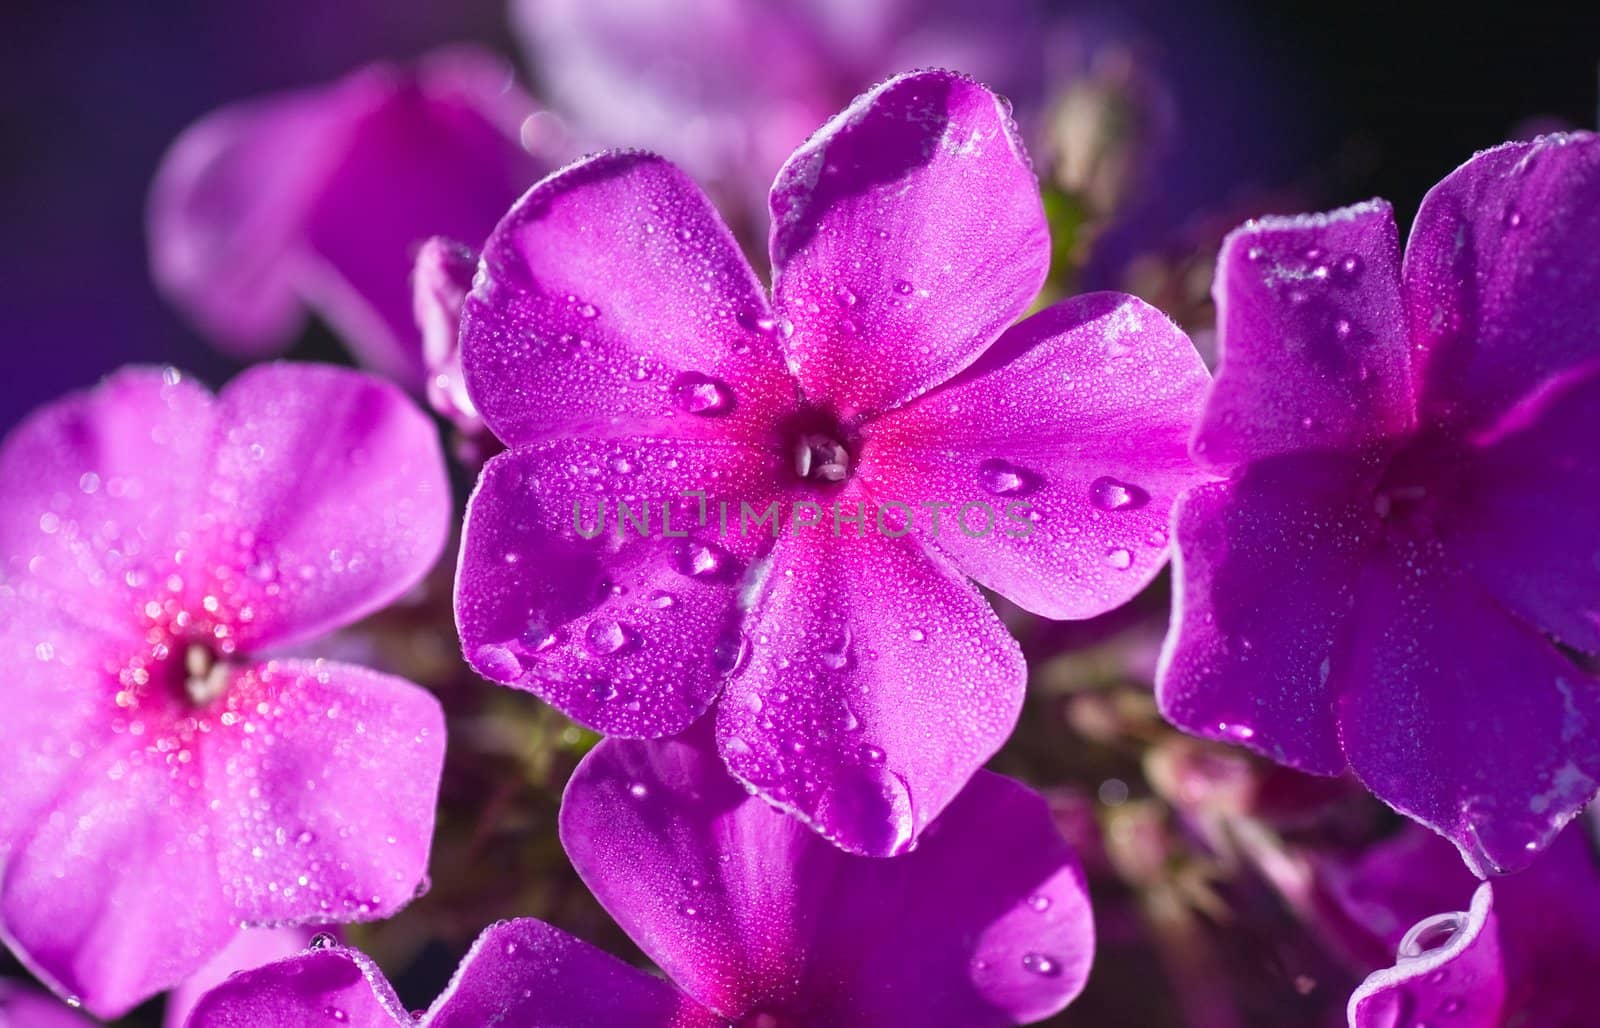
[1156,132,1600,876]
[187,728,1095,1027]
[0,364,450,1016]
[149,48,552,391]
[164,926,323,1028]
[454,69,1211,856]
[0,979,93,1028]
[1318,810,1600,1027]
[511,0,1053,224]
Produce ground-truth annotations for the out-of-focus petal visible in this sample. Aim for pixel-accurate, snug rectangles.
[562,731,1093,1026]
[1194,200,1414,469]
[1157,454,1375,775]
[769,70,1049,418]
[413,236,482,433]
[1443,368,1600,653]
[0,368,214,630]
[1339,539,1600,876]
[163,926,321,1028]
[860,292,1209,619]
[184,945,411,1028]
[0,741,233,1018]
[456,438,784,737]
[150,50,543,389]
[1348,884,1504,1028]
[202,660,444,926]
[717,524,1024,857]
[1404,132,1600,434]
[199,364,450,651]
[0,980,95,1028]
[426,919,721,1028]
[461,151,795,447]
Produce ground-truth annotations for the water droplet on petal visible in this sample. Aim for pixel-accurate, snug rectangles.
[816,765,915,856]
[1021,952,1062,977]
[308,932,336,951]
[1090,476,1149,511]
[1397,912,1467,960]
[576,302,599,319]
[584,619,631,656]
[473,644,523,682]
[628,782,649,799]
[833,285,857,306]
[1104,547,1133,570]
[978,458,1042,497]
[1027,894,1051,912]
[671,372,734,415]
[894,279,914,295]
[1217,722,1255,741]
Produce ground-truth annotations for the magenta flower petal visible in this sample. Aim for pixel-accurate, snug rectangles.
[456,439,783,737]
[461,151,795,448]
[1194,200,1414,469]
[769,70,1050,417]
[185,944,412,1028]
[426,919,722,1028]
[1347,883,1504,1028]
[860,292,1210,618]
[561,730,1094,1026]
[0,368,214,627]
[1405,133,1600,433]
[164,927,319,1028]
[1440,371,1600,653]
[0,981,93,1028]
[0,365,448,1015]
[1338,541,1600,875]
[1156,455,1369,774]
[716,529,1024,857]
[412,236,482,434]
[204,659,444,925]
[202,363,451,651]
[150,49,544,389]
[1,732,234,1015]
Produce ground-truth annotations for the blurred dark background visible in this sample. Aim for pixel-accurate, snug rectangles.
[1,0,1596,435]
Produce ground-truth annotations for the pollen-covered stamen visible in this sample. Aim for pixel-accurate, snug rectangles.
[184,642,231,706]
[793,433,851,482]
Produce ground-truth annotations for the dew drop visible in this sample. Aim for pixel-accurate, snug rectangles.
[713,629,750,675]
[576,302,599,319]
[1090,476,1149,511]
[1397,912,1467,960]
[1021,952,1062,977]
[906,627,926,642]
[628,782,649,799]
[894,279,914,295]
[1027,894,1051,913]
[584,619,631,656]
[833,285,857,307]
[1334,318,1353,341]
[1217,722,1255,741]
[308,932,336,950]
[473,644,522,682]
[677,901,702,918]
[978,458,1041,497]
[671,372,734,415]
[649,590,677,609]
[1104,548,1133,570]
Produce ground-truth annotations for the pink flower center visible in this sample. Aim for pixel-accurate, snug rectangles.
[781,410,858,487]
[183,642,232,706]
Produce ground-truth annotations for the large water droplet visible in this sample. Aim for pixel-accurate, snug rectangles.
[308,932,336,951]
[671,372,734,415]
[673,540,731,580]
[816,765,915,856]
[584,619,631,656]
[1216,722,1254,741]
[1104,548,1134,570]
[713,629,750,675]
[1397,912,1467,961]
[1090,476,1149,511]
[978,458,1041,497]
[1021,952,1062,977]
[473,644,523,682]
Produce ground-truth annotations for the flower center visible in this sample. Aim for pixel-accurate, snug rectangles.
[792,432,851,482]
[184,642,231,706]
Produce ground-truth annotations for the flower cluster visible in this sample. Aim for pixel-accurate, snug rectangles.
[3,6,1598,1027]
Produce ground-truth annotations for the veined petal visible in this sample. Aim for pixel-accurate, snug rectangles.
[769,69,1049,418]
[717,526,1024,856]
[164,926,322,1028]
[1196,200,1414,468]
[1348,883,1504,1028]
[462,151,796,447]
[860,292,1210,619]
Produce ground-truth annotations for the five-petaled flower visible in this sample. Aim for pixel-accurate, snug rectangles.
[148,49,550,391]
[185,728,1094,1027]
[1157,133,1600,875]
[0,364,450,1016]
[454,69,1211,856]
